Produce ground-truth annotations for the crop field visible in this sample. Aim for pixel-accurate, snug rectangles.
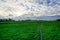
[0,21,60,40]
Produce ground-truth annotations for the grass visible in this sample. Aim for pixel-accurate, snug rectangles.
[0,21,60,40]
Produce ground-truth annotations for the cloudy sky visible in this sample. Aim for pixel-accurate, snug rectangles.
[0,0,60,20]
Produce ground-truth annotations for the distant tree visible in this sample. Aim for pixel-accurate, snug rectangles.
[0,18,15,22]
[9,19,12,21]
[8,18,15,22]
[57,19,60,21]
[3,19,6,22]
[25,19,31,21]
[0,19,2,22]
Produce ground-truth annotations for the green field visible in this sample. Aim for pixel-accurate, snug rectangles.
[0,21,60,40]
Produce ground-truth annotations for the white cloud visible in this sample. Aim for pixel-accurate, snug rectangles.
[0,0,60,19]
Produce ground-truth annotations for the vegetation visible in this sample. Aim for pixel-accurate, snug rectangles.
[57,19,60,21]
[0,19,15,22]
[0,21,60,40]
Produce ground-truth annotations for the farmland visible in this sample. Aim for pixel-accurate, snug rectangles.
[0,21,60,40]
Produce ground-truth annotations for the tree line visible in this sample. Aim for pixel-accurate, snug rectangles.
[0,19,15,22]
[0,19,60,22]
